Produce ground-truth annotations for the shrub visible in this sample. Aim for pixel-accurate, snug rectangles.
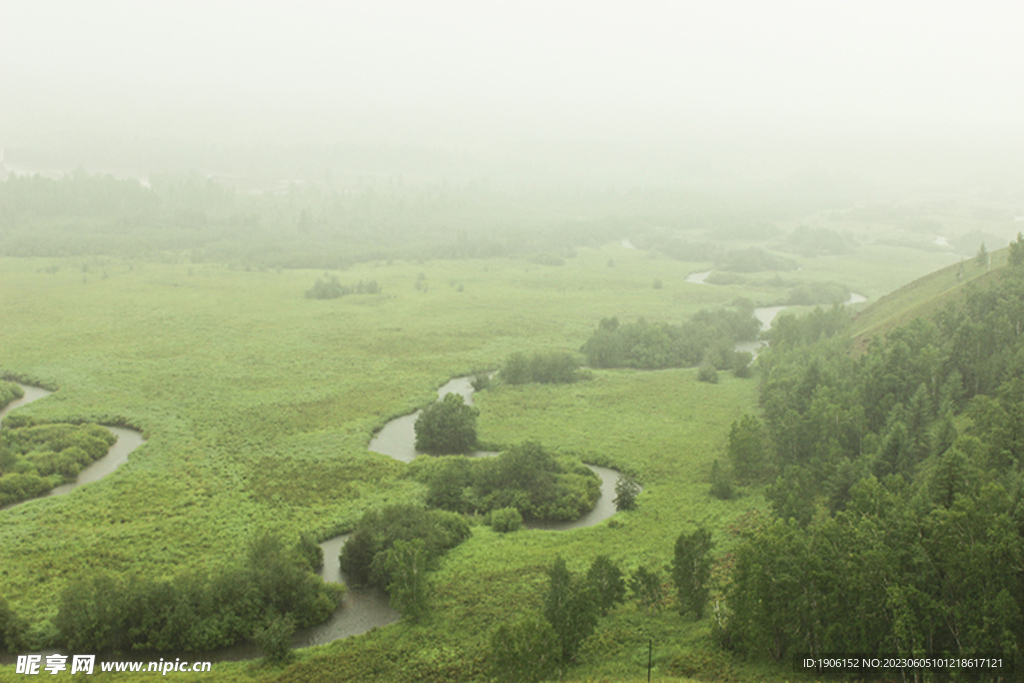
[414,393,478,453]
[252,614,295,664]
[697,364,719,384]
[490,506,523,533]
[709,460,734,500]
[613,475,640,511]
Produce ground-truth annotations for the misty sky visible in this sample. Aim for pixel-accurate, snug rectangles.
[3,1,1023,184]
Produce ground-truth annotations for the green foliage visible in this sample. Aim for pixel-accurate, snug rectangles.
[727,414,768,485]
[294,533,324,572]
[251,613,296,664]
[500,350,580,385]
[489,614,560,683]
[543,557,599,663]
[613,475,640,511]
[54,531,342,653]
[672,527,714,619]
[0,381,24,410]
[414,392,478,453]
[1008,232,1024,267]
[709,459,733,499]
[726,259,1024,664]
[581,306,760,370]
[339,504,470,591]
[489,506,523,533]
[697,364,719,384]
[416,442,601,521]
[305,275,381,299]
[585,555,625,616]
[0,595,25,653]
[629,564,666,614]
[383,539,432,622]
[0,420,117,506]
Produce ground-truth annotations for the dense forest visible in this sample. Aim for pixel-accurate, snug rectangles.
[718,239,1024,669]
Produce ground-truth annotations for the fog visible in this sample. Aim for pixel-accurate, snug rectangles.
[3,1,1024,190]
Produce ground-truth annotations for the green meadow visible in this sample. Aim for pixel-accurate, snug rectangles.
[0,222,1013,681]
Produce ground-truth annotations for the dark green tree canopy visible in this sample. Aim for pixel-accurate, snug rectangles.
[414,392,479,454]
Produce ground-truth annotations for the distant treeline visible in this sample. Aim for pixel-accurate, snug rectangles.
[580,306,760,370]
[0,169,793,268]
[718,252,1024,662]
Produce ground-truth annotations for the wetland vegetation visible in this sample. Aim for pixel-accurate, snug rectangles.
[2,170,1023,681]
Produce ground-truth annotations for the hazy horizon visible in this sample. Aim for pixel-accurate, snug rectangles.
[4,1,1023,190]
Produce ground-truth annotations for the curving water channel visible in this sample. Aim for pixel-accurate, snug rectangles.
[0,384,146,508]
[290,375,631,651]
[3,376,624,657]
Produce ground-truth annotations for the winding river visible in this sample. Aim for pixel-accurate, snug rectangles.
[288,375,628,652]
[2,375,625,657]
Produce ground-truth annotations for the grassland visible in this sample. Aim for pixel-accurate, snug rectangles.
[0,234,987,681]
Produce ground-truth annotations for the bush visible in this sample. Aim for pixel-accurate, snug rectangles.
[709,460,734,500]
[490,506,523,533]
[416,442,601,522]
[414,393,478,453]
[0,381,24,411]
[613,475,640,511]
[251,614,295,664]
[697,364,719,383]
[501,351,580,385]
[339,505,471,591]
[489,615,559,683]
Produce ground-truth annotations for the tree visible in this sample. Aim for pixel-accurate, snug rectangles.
[727,414,768,484]
[251,613,295,664]
[544,557,599,663]
[586,555,625,615]
[414,392,478,453]
[501,352,530,385]
[489,615,559,683]
[490,506,523,532]
[613,475,641,511]
[383,539,432,622]
[976,242,988,268]
[629,565,665,614]
[672,527,714,619]
[709,459,734,500]
[1009,232,1024,267]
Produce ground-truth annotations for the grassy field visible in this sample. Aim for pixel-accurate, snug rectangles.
[0,236,967,681]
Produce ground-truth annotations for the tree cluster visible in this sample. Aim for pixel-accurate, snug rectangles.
[413,442,601,522]
[304,275,381,299]
[56,532,342,653]
[0,418,117,506]
[0,381,24,410]
[580,306,760,370]
[339,504,470,620]
[499,351,582,385]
